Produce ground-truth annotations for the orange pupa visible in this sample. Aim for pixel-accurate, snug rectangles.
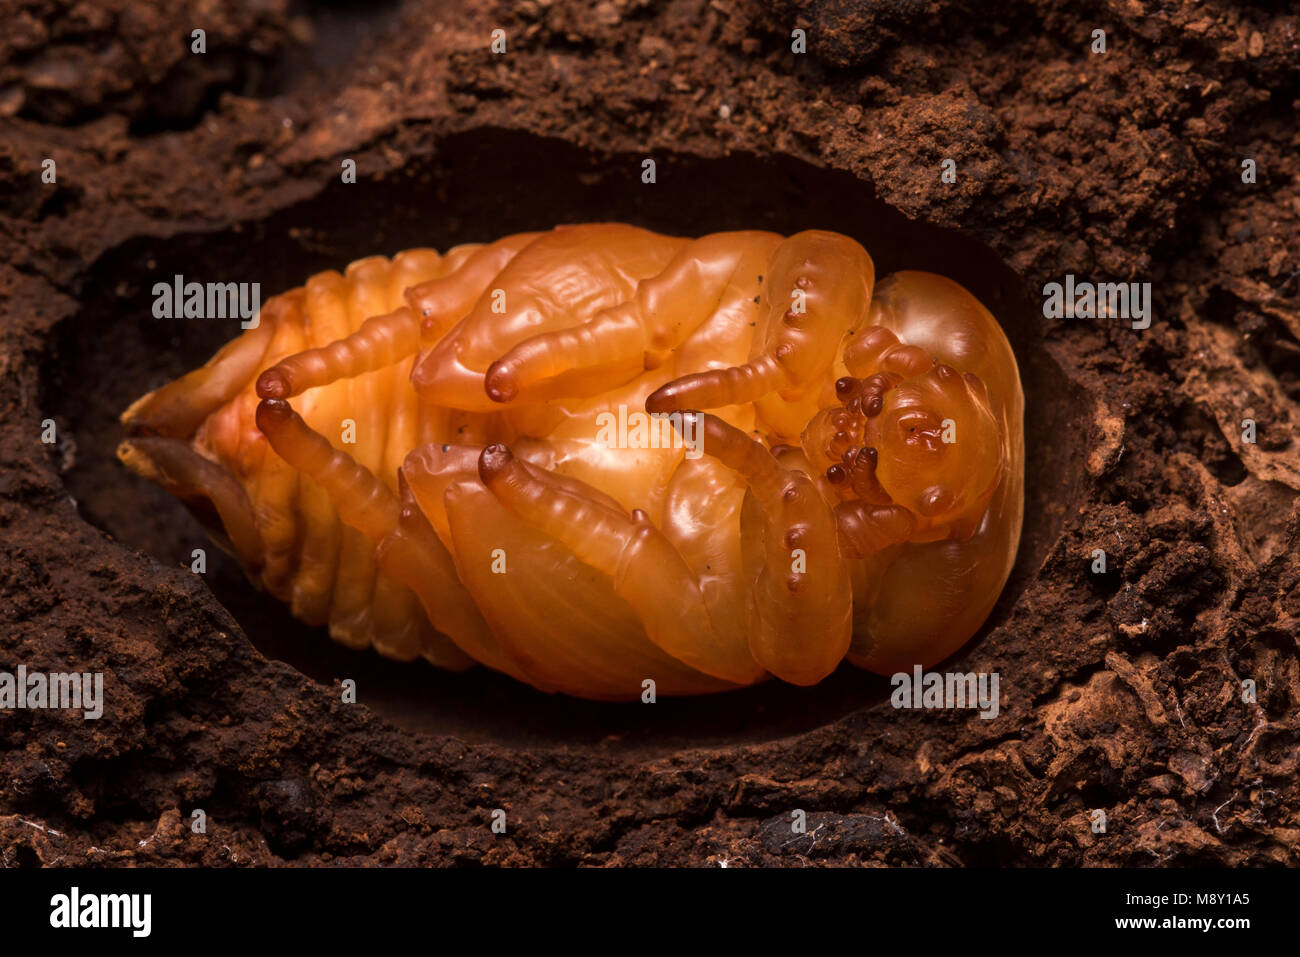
[118,224,1024,700]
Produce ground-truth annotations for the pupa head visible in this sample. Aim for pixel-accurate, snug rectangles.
[802,362,1004,530]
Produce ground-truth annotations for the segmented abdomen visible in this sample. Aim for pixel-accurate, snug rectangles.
[126,250,460,660]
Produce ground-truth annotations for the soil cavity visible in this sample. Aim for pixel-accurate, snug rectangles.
[42,127,1077,752]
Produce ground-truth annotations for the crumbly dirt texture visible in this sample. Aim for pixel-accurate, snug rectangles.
[2,0,1298,867]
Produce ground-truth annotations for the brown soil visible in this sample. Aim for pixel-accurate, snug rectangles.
[1,0,1297,866]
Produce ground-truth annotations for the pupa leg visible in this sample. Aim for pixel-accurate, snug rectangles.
[393,442,738,696]
[256,306,423,400]
[115,435,265,572]
[842,323,934,380]
[274,269,382,628]
[408,233,542,343]
[398,443,579,686]
[646,230,874,415]
[255,398,476,664]
[482,231,779,403]
[372,473,485,672]
[255,399,398,542]
[255,236,538,400]
[833,499,918,557]
[240,296,311,597]
[366,569,452,662]
[687,413,852,684]
[118,295,293,584]
[444,476,739,698]
[476,444,765,685]
[254,392,394,650]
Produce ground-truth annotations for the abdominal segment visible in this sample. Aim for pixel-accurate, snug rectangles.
[119,225,1024,700]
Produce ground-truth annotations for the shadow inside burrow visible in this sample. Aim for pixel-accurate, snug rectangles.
[41,126,1082,755]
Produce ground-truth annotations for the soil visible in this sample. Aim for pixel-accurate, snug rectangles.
[1,0,1297,866]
